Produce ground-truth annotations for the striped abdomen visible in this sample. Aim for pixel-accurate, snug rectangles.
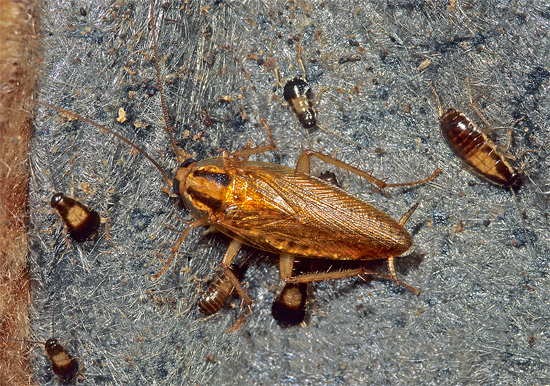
[198,270,235,315]
[439,108,522,190]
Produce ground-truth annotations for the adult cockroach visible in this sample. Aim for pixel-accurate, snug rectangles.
[38,95,440,319]
[38,0,441,326]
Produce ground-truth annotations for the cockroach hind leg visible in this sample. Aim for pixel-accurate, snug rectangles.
[284,265,419,295]
[296,149,440,194]
[226,118,277,160]
[228,306,250,333]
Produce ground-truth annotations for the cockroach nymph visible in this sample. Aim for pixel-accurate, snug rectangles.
[51,192,101,242]
[438,108,522,190]
[432,81,523,191]
[198,267,242,315]
[271,282,308,326]
[283,77,316,129]
[20,311,80,383]
[275,54,317,130]
[44,337,79,384]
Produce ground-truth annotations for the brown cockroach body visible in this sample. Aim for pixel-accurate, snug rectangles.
[171,148,440,309]
[432,81,523,191]
[17,337,79,383]
[198,268,240,315]
[19,312,80,383]
[51,192,101,242]
[439,108,522,190]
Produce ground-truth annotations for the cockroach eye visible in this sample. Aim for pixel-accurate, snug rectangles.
[172,177,181,196]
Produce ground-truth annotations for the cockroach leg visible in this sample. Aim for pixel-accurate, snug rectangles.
[280,254,420,295]
[296,149,441,194]
[151,219,206,281]
[221,239,253,309]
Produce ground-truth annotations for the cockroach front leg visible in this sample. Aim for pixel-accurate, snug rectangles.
[220,239,254,332]
[151,219,206,281]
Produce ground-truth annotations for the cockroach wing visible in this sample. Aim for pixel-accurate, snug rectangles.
[214,162,412,260]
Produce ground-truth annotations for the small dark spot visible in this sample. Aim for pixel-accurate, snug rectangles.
[338,55,361,65]
[431,209,448,224]
[79,7,87,16]
[202,113,214,126]
[483,219,491,227]
[393,314,407,328]
[232,114,246,132]
[203,25,212,38]
[525,66,550,94]
[203,52,216,68]
[509,228,537,248]
[514,12,526,25]
[373,86,389,100]
[130,208,152,232]
[318,171,339,187]
[348,38,359,46]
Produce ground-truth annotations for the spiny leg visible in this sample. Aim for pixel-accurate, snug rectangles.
[221,239,252,308]
[295,149,441,194]
[221,240,254,332]
[279,255,419,295]
[224,118,277,160]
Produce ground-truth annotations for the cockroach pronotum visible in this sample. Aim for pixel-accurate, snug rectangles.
[37,0,441,329]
